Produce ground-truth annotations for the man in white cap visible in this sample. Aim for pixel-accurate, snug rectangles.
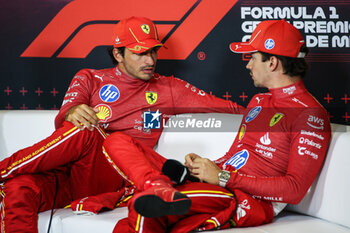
[108,19,331,232]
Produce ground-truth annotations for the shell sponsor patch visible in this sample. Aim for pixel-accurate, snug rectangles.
[96,104,112,122]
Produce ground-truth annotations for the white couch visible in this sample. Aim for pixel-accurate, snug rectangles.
[0,110,349,233]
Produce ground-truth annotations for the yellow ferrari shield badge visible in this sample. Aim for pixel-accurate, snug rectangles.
[141,24,150,34]
[145,91,158,105]
[269,113,284,127]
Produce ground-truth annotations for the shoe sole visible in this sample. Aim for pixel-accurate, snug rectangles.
[134,194,191,218]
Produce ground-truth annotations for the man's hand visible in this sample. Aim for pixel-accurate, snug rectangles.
[65,104,99,131]
[184,153,221,185]
[184,153,201,169]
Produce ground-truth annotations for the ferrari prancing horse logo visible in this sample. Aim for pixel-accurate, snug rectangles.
[145,91,158,105]
[270,113,284,127]
[141,24,150,34]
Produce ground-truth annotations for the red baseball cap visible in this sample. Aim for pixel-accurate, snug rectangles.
[230,20,306,58]
[113,16,163,54]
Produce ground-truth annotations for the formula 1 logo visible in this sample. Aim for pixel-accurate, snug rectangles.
[20,0,238,59]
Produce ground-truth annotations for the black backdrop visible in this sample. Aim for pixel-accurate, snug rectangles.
[1,0,350,125]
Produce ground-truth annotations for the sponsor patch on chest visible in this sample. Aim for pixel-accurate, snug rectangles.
[99,84,120,103]
[245,106,262,123]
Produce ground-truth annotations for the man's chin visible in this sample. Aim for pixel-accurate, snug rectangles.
[139,74,153,81]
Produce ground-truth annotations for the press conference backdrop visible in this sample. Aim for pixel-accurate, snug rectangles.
[1,0,350,125]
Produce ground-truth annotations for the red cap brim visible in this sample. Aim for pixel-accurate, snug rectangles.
[126,39,163,54]
[229,42,257,54]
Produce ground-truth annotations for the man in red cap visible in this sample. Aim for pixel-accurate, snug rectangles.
[106,19,331,232]
[0,16,242,233]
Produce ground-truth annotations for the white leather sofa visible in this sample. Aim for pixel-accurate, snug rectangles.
[0,110,349,233]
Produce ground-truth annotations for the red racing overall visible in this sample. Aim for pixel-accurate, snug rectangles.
[103,80,331,232]
[0,67,241,233]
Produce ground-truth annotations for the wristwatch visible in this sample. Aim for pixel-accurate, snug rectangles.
[218,170,231,187]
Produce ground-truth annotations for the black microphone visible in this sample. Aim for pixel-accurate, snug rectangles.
[162,159,200,185]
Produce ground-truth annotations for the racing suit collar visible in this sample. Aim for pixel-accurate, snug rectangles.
[268,80,307,98]
[114,67,153,85]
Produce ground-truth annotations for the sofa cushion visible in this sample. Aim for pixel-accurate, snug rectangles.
[287,124,350,229]
[1,111,349,232]
[0,110,58,159]
[156,113,350,230]
[204,211,350,233]
[38,207,127,233]
[155,113,243,162]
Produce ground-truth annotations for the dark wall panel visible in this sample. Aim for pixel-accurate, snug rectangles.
[1,0,349,125]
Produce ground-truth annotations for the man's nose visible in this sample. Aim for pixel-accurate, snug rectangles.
[246,59,252,70]
[144,52,155,65]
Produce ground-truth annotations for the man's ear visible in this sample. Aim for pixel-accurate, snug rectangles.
[113,48,123,63]
[269,56,279,71]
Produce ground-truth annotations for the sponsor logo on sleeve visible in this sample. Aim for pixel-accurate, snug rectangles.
[73,75,85,81]
[307,115,324,130]
[62,92,79,106]
[99,84,120,103]
[298,137,322,149]
[269,113,284,127]
[67,81,80,91]
[245,106,262,123]
[223,149,249,170]
[62,98,74,106]
[300,130,324,140]
[65,92,78,97]
[297,146,318,160]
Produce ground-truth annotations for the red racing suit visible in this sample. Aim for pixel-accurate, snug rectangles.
[216,80,331,205]
[55,67,242,148]
[0,67,241,233]
[103,80,331,232]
